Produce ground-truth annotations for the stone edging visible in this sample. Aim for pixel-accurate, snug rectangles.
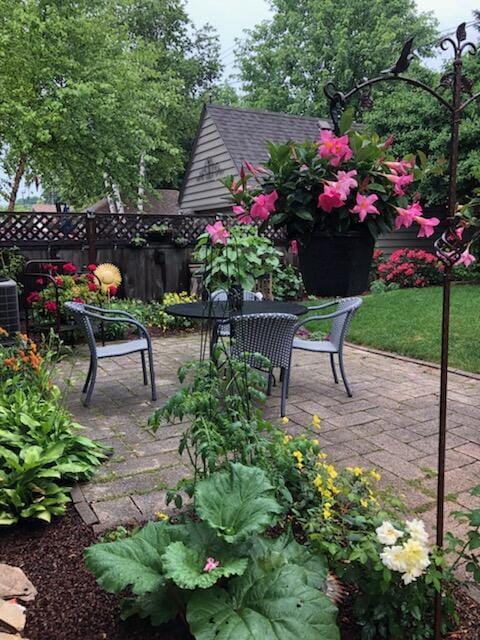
[346,342,480,381]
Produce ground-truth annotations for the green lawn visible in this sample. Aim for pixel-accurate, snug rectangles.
[305,284,480,373]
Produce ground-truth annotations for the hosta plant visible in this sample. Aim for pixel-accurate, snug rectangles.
[85,462,340,640]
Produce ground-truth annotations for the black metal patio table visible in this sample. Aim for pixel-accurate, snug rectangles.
[166,300,308,321]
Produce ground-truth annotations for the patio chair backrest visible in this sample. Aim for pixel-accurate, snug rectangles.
[230,313,298,369]
[210,289,261,302]
[64,301,97,356]
[329,297,363,350]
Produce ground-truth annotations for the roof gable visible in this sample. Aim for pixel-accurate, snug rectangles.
[205,104,331,170]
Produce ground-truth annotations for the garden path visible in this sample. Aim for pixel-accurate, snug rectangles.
[61,334,480,552]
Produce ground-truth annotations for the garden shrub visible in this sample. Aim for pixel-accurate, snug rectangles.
[0,332,107,524]
[272,262,303,300]
[194,224,281,291]
[85,462,340,640]
[0,246,25,285]
[376,248,443,288]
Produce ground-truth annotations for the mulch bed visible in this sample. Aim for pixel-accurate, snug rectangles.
[1,506,479,640]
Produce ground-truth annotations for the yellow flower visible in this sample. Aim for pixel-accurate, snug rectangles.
[281,416,289,424]
[312,414,321,429]
[370,469,381,481]
[323,502,333,520]
[155,512,169,522]
[283,434,292,444]
[347,466,363,477]
[322,489,333,499]
[360,499,369,508]
[318,452,328,461]
[313,474,323,490]
[325,464,338,479]
[311,438,319,446]
[293,450,304,469]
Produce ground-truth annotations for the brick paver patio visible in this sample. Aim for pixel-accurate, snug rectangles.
[62,334,480,547]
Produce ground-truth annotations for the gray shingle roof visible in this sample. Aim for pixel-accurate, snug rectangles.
[206,104,332,170]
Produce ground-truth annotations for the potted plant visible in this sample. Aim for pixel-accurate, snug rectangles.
[223,110,440,296]
[146,222,173,242]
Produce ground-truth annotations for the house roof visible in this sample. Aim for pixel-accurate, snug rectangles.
[87,189,179,214]
[31,203,57,213]
[205,104,332,169]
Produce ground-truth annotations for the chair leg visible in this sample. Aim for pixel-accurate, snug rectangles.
[141,351,148,386]
[330,353,339,384]
[83,360,97,407]
[338,350,352,397]
[148,346,157,401]
[82,358,93,393]
[280,366,288,417]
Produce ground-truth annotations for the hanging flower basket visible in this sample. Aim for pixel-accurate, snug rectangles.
[223,109,440,296]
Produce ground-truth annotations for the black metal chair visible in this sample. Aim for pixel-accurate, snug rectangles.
[64,301,157,407]
[228,312,298,417]
[293,297,363,397]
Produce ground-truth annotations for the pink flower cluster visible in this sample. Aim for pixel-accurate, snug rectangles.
[318,130,353,166]
[377,249,443,288]
[234,191,278,224]
[206,221,229,246]
[394,203,439,238]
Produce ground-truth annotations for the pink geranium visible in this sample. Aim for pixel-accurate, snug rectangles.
[62,262,77,274]
[250,191,278,221]
[384,160,414,176]
[26,291,41,305]
[318,130,353,167]
[456,249,476,267]
[318,185,344,212]
[394,202,423,230]
[385,173,414,196]
[203,557,220,573]
[44,300,58,313]
[54,276,64,286]
[87,263,97,272]
[206,221,229,245]
[350,193,380,222]
[414,216,440,238]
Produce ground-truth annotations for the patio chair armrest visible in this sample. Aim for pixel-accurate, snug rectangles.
[295,307,350,329]
[305,300,338,311]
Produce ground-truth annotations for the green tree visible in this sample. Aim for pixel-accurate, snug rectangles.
[236,0,438,116]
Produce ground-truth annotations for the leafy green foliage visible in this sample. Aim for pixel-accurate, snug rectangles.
[188,562,339,640]
[86,462,338,638]
[194,225,281,291]
[272,263,303,300]
[0,335,106,524]
[0,247,25,285]
[236,0,437,116]
[447,485,480,585]
[195,464,282,543]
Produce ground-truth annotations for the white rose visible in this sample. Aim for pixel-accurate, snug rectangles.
[376,521,404,546]
[405,518,429,546]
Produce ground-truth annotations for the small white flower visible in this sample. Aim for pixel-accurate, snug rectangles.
[405,518,429,546]
[376,521,404,546]
[380,545,407,572]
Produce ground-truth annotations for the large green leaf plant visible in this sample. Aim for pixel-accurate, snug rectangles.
[86,463,340,640]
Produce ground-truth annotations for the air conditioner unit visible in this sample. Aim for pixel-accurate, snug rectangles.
[0,278,20,337]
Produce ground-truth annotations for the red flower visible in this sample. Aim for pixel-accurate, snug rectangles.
[63,262,77,274]
[27,291,41,305]
[108,285,118,296]
[55,276,64,286]
[87,282,98,292]
[36,277,44,285]
[44,301,58,313]
[87,264,97,272]
[73,297,85,304]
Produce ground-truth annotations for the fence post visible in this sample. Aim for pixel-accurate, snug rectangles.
[86,210,97,265]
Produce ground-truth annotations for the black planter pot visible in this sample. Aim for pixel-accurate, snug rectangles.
[298,227,375,296]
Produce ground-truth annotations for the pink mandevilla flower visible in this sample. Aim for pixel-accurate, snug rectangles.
[350,193,380,222]
[384,160,414,176]
[385,173,414,196]
[335,170,358,199]
[318,130,353,167]
[318,185,345,213]
[250,191,278,221]
[394,202,423,230]
[456,249,476,267]
[414,216,440,238]
[206,221,229,245]
[203,557,220,573]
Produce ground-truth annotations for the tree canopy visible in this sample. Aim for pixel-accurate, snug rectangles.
[236,0,438,116]
[0,0,221,209]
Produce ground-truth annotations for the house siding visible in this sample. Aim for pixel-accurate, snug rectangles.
[180,113,237,213]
